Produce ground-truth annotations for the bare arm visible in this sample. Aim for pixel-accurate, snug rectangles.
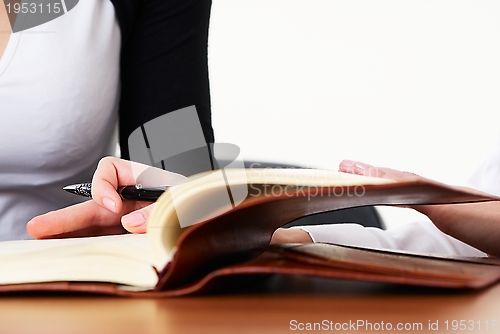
[416,202,500,257]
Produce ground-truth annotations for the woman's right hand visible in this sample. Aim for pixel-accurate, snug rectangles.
[27,157,187,239]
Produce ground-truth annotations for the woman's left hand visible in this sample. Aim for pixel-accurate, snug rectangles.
[339,159,500,257]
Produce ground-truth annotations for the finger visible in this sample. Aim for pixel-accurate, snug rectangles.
[27,200,108,239]
[339,160,383,177]
[37,225,128,239]
[339,160,419,181]
[91,157,138,214]
[91,157,187,214]
[121,202,156,234]
[26,199,138,239]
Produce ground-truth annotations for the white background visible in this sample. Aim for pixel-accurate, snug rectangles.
[208,0,500,227]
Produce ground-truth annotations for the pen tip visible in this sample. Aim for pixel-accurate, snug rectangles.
[63,183,92,197]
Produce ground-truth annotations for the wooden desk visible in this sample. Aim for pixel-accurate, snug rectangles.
[1,275,499,334]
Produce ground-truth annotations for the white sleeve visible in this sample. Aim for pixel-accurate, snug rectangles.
[292,221,486,257]
[466,139,500,197]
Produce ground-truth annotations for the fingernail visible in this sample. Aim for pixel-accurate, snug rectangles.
[341,160,355,167]
[122,212,146,228]
[102,197,117,213]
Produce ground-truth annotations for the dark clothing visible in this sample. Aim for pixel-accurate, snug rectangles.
[110,0,214,159]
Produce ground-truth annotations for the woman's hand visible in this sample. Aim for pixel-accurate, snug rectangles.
[339,159,420,181]
[27,157,186,239]
[339,159,500,257]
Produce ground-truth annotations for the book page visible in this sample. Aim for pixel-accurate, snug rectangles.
[0,234,161,288]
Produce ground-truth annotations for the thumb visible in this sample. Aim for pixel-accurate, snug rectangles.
[121,203,156,234]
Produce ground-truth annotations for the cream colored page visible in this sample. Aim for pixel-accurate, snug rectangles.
[146,168,396,269]
[0,234,161,268]
[0,234,161,287]
[242,168,395,186]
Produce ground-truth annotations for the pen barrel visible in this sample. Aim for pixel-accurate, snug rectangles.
[119,187,165,202]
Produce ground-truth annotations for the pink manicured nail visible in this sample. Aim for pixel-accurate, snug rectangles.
[102,197,117,213]
[341,160,355,167]
[122,212,146,228]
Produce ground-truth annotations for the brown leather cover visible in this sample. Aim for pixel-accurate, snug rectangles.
[157,181,497,290]
[0,180,498,296]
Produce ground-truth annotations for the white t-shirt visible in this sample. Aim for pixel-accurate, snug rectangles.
[0,1,120,240]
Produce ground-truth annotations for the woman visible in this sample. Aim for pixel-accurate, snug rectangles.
[0,0,214,240]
